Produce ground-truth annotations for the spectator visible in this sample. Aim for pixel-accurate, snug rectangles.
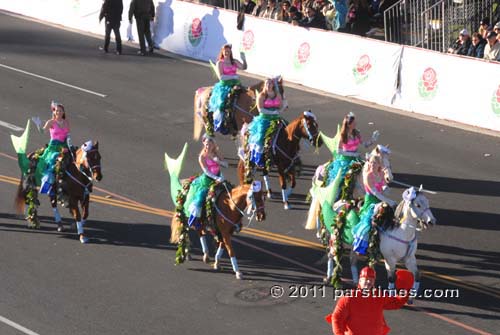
[262,0,279,20]
[494,22,500,42]
[331,0,348,31]
[277,1,291,21]
[241,0,256,14]
[129,0,155,56]
[447,29,471,55]
[300,6,327,29]
[288,6,303,24]
[479,17,491,39]
[99,0,123,55]
[291,0,302,12]
[346,0,371,36]
[252,0,267,17]
[467,32,486,58]
[484,31,500,61]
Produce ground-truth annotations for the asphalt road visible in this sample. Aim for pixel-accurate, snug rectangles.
[0,11,499,335]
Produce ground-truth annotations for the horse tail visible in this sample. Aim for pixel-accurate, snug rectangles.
[193,89,204,141]
[305,196,320,230]
[14,175,25,214]
[170,214,182,244]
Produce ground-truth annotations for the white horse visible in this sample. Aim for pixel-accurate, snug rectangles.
[379,187,436,300]
[326,187,436,300]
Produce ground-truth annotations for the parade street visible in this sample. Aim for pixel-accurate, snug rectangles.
[0,11,499,335]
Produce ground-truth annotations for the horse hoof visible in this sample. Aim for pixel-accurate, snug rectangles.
[80,236,89,244]
[267,190,272,199]
[186,254,193,261]
[57,225,64,232]
[235,271,243,280]
[284,202,290,210]
[323,277,332,285]
[203,253,210,264]
[316,231,322,240]
[213,262,220,271]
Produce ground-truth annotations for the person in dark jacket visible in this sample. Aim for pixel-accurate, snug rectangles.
[99,0,123,54]
[241,0,256,14]
[467,32,486,58]
[129,0,155,56]
[299,6,327,29]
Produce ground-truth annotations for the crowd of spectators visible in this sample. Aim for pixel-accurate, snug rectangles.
[447,18,500,62]
[239,0,388,36]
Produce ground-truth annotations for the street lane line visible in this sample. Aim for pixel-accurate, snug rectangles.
[0,63,107,98]
[0,120,24,131]
[0,315,40,335]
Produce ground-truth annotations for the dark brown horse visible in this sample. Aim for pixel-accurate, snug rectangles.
[15,141,102,243]
[238,112,322,209]
[170,181,266,279]
[193,76,284,140]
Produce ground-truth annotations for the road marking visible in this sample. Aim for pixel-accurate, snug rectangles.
[0,120,24,131]
[0,174,496,335]
[0,63,107,98]
[411,306,494,335]
[0,315,40,335]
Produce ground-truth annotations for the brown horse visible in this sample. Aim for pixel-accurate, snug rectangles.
[237,112,322,210]
[193,76,284,140]
[15,141,102,243]
[170,181,266,280]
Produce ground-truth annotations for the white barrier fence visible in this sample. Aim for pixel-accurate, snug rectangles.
[1,0,499,131]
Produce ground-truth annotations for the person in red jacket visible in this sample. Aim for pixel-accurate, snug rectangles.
[326,267,414,335]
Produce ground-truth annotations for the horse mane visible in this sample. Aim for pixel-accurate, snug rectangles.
[285,116,303,141]
[377,204,398,231]
[248,81,264,94]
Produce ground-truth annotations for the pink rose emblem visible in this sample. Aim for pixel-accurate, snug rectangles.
[297,42,310,64]
[496,85,500,103]
[242,31,255,51]
[356,55,371,75]
[191,19,202,39]
[422,67,437,92]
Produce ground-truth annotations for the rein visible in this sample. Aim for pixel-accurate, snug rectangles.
[273,123,300,174]
[213,183,261,230]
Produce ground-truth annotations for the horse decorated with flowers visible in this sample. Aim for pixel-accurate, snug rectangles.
[166,144,266,280]
[236,111,323,210]
[12,120,102,243]
[193,76,284,140]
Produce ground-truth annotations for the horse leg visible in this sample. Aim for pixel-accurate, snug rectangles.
[286,170,296,198]
[199,230,210,264]
[384,256,398,292]
[50,193,63,232]
[405,254,420,304]
[350,249,360,286]
[80,195,90,242]
[278,170,290,210]
[263,174,272,199]
[223,234,242,279]
[70,200,87,244]
[324,251,334,284]
[213,242,224,271]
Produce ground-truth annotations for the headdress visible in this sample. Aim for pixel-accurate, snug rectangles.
[303,110,317,121]
[376,144,391,155]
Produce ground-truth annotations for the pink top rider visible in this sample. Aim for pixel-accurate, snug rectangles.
[263,97,281,109]
[341,137,362,152]
[205,158,220,176]
[49,122,69,142]
[221,63,238,76]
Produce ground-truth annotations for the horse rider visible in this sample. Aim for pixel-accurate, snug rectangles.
[32,101,73,196]
[183,134,228,255]
[323,112,379,200]
[208,44,247,134]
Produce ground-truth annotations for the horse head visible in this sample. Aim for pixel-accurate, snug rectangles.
[368,144,393,184]
[80,141,102,182]
[299,111,323,147]
[400,187,437,229]
[246,180,266,222]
